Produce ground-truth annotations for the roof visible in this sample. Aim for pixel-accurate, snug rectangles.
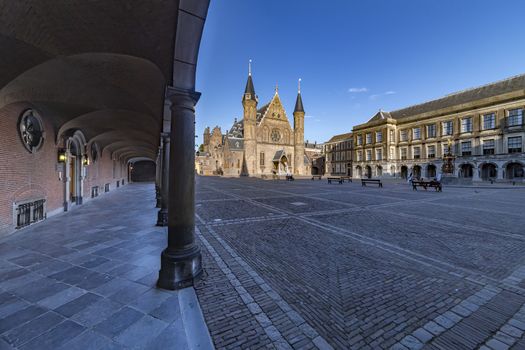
[226,102,273,138]
[272,150,286,162]
[227,138,244,150]
[367,110,391,123]
[244,74,256,98]
[227,119,244,138]
[294,92,304,113]
[327,132,353,143]
[389,73,525,120]
[256,103,270,124]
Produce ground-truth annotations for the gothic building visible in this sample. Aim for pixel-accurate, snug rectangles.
[200,66,310,176]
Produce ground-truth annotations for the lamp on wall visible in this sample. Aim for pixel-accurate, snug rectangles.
[82,154,90,166]
[57,149,67,163]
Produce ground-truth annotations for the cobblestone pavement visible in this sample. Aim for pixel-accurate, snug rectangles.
[0,183,209,350]
[194,177,525,350]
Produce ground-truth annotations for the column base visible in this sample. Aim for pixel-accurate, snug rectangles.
[156,198,162,208]
[156,209,168,226]
[157,245,202,290]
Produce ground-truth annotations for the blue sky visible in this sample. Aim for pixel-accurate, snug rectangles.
[195,0,525,144]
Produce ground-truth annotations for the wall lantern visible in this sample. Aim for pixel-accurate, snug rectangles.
[83,154,90,166]
[57,149,67,163]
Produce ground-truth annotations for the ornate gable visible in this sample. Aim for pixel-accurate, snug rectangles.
[258,93,291,129]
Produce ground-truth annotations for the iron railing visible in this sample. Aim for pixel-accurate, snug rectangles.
[15,199,46,229]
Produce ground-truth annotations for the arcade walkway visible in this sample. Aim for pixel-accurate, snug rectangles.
[0,183,212,350]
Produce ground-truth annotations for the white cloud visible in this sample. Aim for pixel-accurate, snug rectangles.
[348,87,368,93]
[369,91,396,100]
[305,115,314,119]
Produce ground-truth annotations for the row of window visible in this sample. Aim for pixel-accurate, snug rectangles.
[355,108,524,146]
[326,151,352,162]
[325,141,353,152]
[356,136,523,161]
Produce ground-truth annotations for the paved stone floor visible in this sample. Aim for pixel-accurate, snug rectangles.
[0,184,210,350]
[193,177,525,350]
[2,179,525,350]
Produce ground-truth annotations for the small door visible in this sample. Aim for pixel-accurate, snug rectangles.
[69,156,76,200]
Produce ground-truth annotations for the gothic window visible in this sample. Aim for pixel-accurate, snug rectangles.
[18,109,44,153]
[271,129,281,142]
[283,130,290,144]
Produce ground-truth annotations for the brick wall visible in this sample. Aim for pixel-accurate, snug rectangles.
[0,104,128,237]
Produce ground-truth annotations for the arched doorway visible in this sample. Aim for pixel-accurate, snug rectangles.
[480,163,497,181]
[401,166,408,179]
[365,165,372,179]
[376,165,383,177]
[356,166,362,178]
[426,164,436,179]
[459,164,473,178]
[413,165,421,179]
[274,155,289,175]
[506,162,524,179]
[66,137,83,206]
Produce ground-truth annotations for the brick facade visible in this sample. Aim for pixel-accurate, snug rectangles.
[0,104,128,237]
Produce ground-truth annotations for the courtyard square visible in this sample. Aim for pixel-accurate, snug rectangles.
[194,176,525,349]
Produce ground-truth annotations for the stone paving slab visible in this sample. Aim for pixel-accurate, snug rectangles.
[0,183,209,350]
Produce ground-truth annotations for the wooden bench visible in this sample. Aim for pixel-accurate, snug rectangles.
[412,180,442,192]
[311,175,322,180]
[361,179,383,188]
[327,177,343,184]
[340,176,352,183]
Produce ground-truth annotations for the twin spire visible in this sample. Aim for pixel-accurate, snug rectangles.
[244,59,304,113]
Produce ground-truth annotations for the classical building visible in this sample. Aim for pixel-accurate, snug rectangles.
[352,74,525,181]
[305,141,324,175]
[324,132,353,176]
[199,66,310,176]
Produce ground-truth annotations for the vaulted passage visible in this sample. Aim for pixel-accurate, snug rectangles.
[0,1,211,292]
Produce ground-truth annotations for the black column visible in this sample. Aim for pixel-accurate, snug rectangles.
[155,143,162,208]
[157,88,202,290]
[156,133,169,226]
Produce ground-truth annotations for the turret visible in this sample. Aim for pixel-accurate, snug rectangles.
[242,60,258,175]
[294,78,305,175]
[203,126,210,152]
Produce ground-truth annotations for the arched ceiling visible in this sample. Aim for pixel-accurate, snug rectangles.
[0,0,210,161]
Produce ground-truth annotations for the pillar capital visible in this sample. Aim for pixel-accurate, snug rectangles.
[160,132,171,143]
[165,87,201,110]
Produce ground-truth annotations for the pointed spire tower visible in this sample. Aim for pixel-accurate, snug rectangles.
[242,59,258,175]
[294,78,306,175]
[243,59,257,102]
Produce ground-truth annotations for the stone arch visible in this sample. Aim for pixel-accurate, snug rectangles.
[376,165,383,177]
[426,163,437,178]
[458,162,474,178]
[479,162,497,181]
[365,165,372,179]
[400,165,408,179]
[355,165,362,178]
[504,161,524,179]
[413,165,422,179]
